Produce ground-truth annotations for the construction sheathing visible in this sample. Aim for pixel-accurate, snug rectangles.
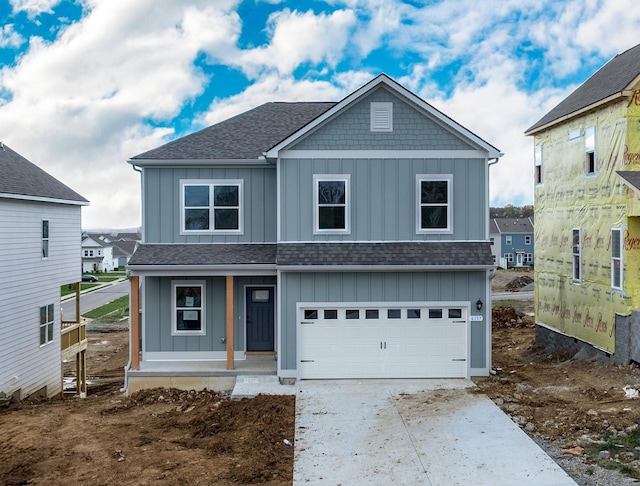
[533,84,640,353]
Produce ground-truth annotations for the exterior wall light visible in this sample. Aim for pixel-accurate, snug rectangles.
[476,299,483,311]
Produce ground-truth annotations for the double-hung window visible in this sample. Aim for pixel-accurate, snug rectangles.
[182,180,243,234]
[534,145,543,184]
[172,281,205,335]
[417,175,452,233]
[572,228,582,283]
[585,126,596,175]
[39,304,54,346]
[314,175,350,233]
[42,220,49,259]
[611,227,623,291]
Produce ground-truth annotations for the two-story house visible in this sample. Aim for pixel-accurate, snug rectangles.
[0,143,88,399]
[525,43,640,362]
[82,232,139,272]
[490,218,534,268]
[124,74,502,393]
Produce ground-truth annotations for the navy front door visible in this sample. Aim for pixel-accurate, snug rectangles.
[246,287,275,352]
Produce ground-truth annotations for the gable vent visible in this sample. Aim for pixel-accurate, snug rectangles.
[370,102,393,132]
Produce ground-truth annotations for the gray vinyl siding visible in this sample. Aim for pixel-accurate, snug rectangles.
[292,87,475,151]
[279,157,486,241]
[142,166,276,244]
[0,199,82,399]
[279,271,488,371]
[143,275,275,353]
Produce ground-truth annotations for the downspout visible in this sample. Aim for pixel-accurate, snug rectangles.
[121,164,143,393]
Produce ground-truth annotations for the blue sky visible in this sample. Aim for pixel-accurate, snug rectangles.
[1,0,639,229]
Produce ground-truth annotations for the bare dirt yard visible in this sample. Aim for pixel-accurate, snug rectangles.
[3,269,640,485]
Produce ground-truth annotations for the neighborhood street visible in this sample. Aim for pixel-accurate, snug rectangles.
[62,280,130,321]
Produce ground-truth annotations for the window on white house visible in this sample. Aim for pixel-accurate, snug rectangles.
[612,227,623,291]
[573,228,582,283]
[370,102,393,132]
[172,281,205,335]
[490,237,494,245]
[525,235,532,245]
[417,175,452,233]
[506,236,512,245]
[42,220,49,259]
[39,304,54,346]
[534,145,543,184]
[181,180,243,234]
[314,175,350,233]
[585,126,596,175]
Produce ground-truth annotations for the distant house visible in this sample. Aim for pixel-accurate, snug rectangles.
[125,74,502,393]
[489,218,534,268]
[82,232,140,272]
[0,143,88,399]
[525,43,640,362]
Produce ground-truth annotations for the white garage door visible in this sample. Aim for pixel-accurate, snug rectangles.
[298,304,468,379]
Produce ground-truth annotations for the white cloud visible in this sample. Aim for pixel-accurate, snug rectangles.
[10,0,60,18]
[0,24,24,48]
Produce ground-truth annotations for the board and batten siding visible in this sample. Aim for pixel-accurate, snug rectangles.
[0,199,82,399]
[142,276,276,354]
[278,271,488,373]
[279,157,487,242]
[142,166,277,244]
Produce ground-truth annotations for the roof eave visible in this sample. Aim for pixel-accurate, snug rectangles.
[127,157,272,167]
[0,192,89,206]
[276,264,495,272]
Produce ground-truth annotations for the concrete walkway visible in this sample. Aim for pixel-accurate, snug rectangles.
[294,379,577,486]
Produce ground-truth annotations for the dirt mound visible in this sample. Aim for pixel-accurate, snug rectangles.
[505,275,534,291]
[492,305,534,329]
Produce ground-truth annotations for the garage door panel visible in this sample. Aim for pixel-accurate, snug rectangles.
[299,305,468,379]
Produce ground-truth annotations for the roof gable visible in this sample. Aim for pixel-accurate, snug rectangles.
[526,43,640,134]
[266,73,502,159]
[0,143,88,205]
[491,218,534,234]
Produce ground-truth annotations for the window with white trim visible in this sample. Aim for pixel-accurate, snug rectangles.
[572,228,582,283]
[370,102,393,132]
[585,126,596,175]
[181,180,243,234]
[39,304,54,346]
[314,175,350,233]
[417,175,452,232]
[504,253,514,262]
[172,281,205,335]
[506,236,512,245]
[611,227,623,291]
[525,253,533,263]
[42,220,49,259]
[525,235,532,245]
[534,145,543,184]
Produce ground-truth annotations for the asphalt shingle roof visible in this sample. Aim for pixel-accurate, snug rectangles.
[277,242,494,267]
[526,43,640,133]
[131,102,336,161]
[491,218,534,234]
[0,143,88,203]
[128,244,277,266]
[617,171,640,192]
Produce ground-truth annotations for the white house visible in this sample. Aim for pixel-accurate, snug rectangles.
[0,143,88,399]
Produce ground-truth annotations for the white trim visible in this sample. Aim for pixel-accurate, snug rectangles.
[279,149,489,159]
[572,227,582,284]
[180,179,244,235]
[171,280,206,336]
[584,126,597,176]
[128,158,272,167]
[416,174,453,234]
[41,219,49,260]
[265,74,502,159]
[313,174,350,234]
[611,226,624,293]
[0,192,88,206]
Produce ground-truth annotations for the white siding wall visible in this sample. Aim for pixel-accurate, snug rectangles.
[0,198,82,399]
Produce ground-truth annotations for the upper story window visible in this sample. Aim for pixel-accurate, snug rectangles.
[585,126,596,175]
[416,175,452,233]
[534,145,543,184]
[181,180,243,234]
[506,236,512,245]
[525,235,532,245]
[42,220,49,259]
[172,281,205,336]
[611,227,623,291]
[314,175,350,234]
[39,304,54,346]
[370,102,393,132]
[572,228,582,284]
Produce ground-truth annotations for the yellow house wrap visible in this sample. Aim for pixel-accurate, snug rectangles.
[533,83,640,353]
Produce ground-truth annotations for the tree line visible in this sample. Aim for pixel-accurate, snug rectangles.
[490,205,533,219]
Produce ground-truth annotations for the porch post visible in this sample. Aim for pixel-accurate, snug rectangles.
[130,275,140,370]
[226,275,234,370]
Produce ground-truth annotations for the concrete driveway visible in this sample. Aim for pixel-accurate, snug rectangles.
[293,379,577,486]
